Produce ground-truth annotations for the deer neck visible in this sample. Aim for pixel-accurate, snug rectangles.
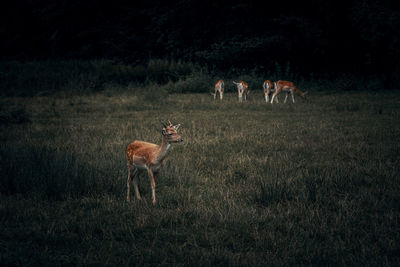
[157,135,171,162]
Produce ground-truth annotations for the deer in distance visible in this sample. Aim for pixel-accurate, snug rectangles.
[126,120,183,204]
[270,80,307,104]
[211,80,225,100]
[263,80,279,103]
[233,81,249,102]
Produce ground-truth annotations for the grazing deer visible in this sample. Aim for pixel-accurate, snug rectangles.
[263,80,279,103]
[270,80,307,104]
[210,80,225,100]
[233,81,249,102]
[126,121,183,204]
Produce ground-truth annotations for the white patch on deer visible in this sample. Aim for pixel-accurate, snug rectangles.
[134,163,148,170]
[159,144,171,159]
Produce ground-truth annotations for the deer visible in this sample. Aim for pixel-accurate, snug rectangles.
[126,120,183,204]
[270,80,307,104]
[233,81,249,102]
[263,80,279,103]
[210,80,225,100]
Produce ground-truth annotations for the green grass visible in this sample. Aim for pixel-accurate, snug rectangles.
[1,90,400,265]
[0,60,209,96]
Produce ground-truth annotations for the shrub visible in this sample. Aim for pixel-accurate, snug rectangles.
[0,104,30,125]
[146,59,199,84]
[162,71,213,93]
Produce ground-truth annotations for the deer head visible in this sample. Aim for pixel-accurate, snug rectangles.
[160,120,183,143]
[233,81,244,102]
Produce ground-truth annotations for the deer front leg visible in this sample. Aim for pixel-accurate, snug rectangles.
[291,90,295,103]
[265,89,271,103]
[148,169,157,204]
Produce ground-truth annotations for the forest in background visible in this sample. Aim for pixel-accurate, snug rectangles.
[1,0,399,86]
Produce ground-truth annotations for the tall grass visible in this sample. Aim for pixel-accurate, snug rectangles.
[0,59,204,96]
[2,59,388,99]
[1,86,399,265]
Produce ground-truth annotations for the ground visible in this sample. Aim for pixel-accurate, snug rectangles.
[1,91,399,265]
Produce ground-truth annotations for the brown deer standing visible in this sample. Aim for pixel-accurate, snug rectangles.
[126,121,183,204]
[211,80,225,100]
[233,81,249,102]
[270,80,307,104]
[263,80,279,103]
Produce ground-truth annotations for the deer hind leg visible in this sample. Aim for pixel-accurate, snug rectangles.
[127,165,140,201]
[132,168,141,200]
[127,164,132,201]
[284,92,289,103]
[291,90,295,103]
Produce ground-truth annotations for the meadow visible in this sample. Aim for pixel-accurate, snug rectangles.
[1,61,400,265]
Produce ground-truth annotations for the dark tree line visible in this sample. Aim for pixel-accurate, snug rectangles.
[1,0,399,78]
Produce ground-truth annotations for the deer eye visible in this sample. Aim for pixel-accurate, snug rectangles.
[168,133,174,136]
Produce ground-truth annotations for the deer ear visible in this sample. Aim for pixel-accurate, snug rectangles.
[162,128,166,135]
[174,124,180,130]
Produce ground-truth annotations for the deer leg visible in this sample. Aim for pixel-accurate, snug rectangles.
[132,168,141,200]
[127,166,140,201]
[265,93,269,103]
[126,162,134,201]
[291,90,295,103]
[148,169,157,204]
[127,170,131,201]
[154,171,159,184]
[270,91,278,104]
[284,93,289,103]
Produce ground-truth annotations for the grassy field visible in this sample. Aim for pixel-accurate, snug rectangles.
[1,89,400,265]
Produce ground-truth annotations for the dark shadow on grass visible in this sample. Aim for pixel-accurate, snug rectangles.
[0,145,100,200]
